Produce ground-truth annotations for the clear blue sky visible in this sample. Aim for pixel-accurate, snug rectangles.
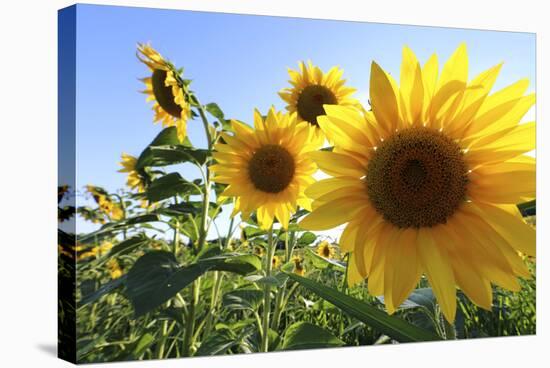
[64,4,535,237]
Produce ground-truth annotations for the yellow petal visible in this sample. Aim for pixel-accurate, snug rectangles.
[299,197,365,230]
[438,43,468,89]
[370,61,400,135]
[417,227,456,322]
[400,46,424,125]
[308,151,365,178]
[387,228,421,310]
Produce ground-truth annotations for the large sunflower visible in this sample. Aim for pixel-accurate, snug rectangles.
[300,44,535,322]
[211,108,319,229]
[279,61,359,143]
[137,43,190,143]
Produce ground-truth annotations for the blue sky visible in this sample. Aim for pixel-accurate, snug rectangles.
[64,4,536,237]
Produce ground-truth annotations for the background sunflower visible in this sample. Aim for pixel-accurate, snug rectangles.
[211,107,319,229]
[279,61,359,143]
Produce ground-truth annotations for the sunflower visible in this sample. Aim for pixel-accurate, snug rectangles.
[106,259,123,279]
[118,153,146,193]
[316,241,335,259]
[292,256,306,276]
[137,43,190,143]
[279,61,359,143]
[272,255,282,269]
[211,107,319,230]
[300,44,535,322]
[86,185,123,221]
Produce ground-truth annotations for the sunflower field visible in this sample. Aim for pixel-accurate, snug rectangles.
[58,42,536,363]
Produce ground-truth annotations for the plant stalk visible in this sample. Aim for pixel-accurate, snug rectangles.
[261,225,275,352]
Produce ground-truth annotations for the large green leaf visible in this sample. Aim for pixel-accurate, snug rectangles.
[222,289,264,311]
[286,273,442,342]
[145,173,200,202]
[195,329,237,356]
[108,234,149,257]
[198,253,261,275]
[281,322,344,350]
[155,202,201,217]
[125,251,211,317]
[136,145,209,169]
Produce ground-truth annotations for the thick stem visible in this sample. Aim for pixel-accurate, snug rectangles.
[261,225,275,352]
[182,278,201,356]
[195,101,212,253]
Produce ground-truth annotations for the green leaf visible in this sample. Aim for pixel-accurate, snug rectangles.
[108,234,149,257]
[304,247,346,271]
[281,322,344,351]
[136,145,209,169]
[131,333,155,358]
[195,329,237,356]
[155,202,202,217]
[298,231,317,246]
[286,273,442,342]
[78,214,159,243]
[205,102,225,122]
[242,226,265,239]
[145,173,200,202]
[199,253,261,275]
[148,126,181,146]
[222,289,264,311]
[125,251,212,317]
[245,272,288,288]
[79,275,126,306]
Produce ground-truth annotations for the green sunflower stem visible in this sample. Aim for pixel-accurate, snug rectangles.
[181,99,213,357]
[442,316,457,340]
[195,100,213,254]
[182,278,201,357]
[261,224,275,352]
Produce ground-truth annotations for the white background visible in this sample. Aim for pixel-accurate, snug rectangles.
[0,0,547,367]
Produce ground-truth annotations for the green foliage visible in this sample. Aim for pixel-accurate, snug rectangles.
[281,322,344,350]
[286,272,442,342]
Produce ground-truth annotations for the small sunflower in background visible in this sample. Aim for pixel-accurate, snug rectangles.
[137,43,190,143]
[316,241,335,259]
[211,107,319,230]
[254,245,265,257]
[118,153,146,193]
[86,185,124,221]
[300,44,535,322]
[279,61,359,143]
[272,255,282,269]
[292,256,306,276]
[106,259,123,279]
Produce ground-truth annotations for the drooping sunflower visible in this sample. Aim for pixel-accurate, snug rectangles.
[279,61,359,143]
[118,153,146,193]
[137,43,190,143]
[300,44,535,322]
[211,107,319,230]
[316,241,336,259]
